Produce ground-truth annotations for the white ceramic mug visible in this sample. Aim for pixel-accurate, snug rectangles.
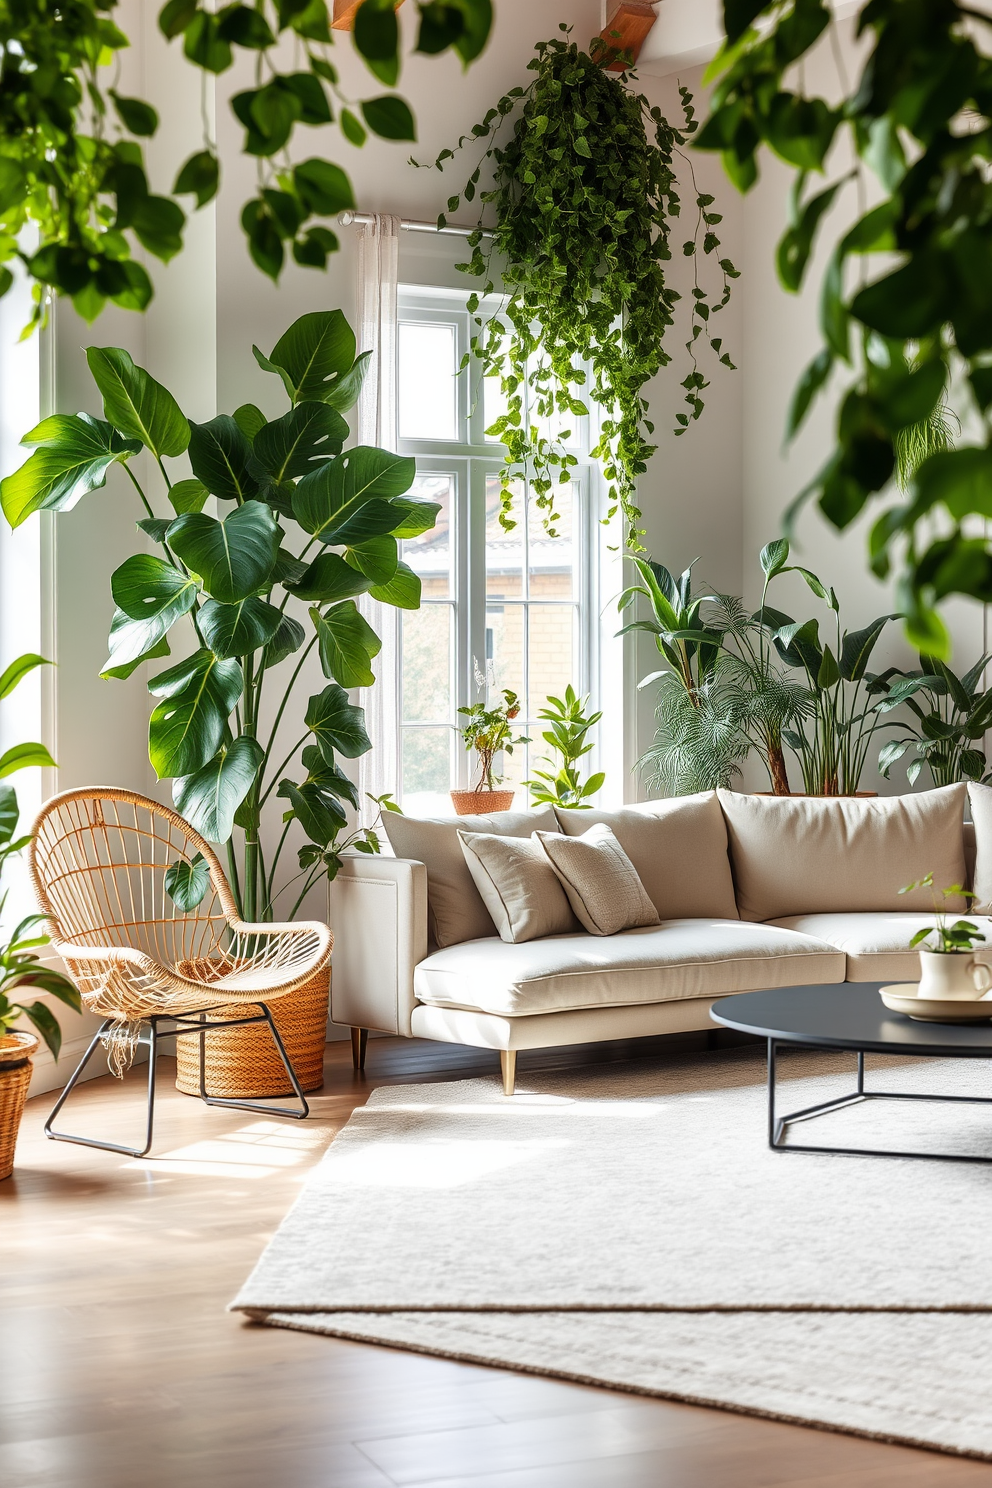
[918,950,992,1001]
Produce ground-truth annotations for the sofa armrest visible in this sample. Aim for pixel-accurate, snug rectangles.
[327,855,428,1037]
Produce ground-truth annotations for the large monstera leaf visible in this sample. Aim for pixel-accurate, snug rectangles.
[1,414,142,527]
[310,602,381,688]
[305,684,372,763]
[167,502,279,603]
[292,447,416,543]
[286,552,371,604]
[173,735,264,843]
[252,310,366,407]
[188,415,260,501]
[147,650,243,779]
[86,347,190,458]
[102,554,198,676]
[198,597,283,658]
[250,402,348,484]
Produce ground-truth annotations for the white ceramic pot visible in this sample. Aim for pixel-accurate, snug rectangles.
[918,950,992,1001]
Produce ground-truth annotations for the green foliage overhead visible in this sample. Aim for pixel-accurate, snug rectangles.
[0,0,493,327]
[2,309,439,921]
[697,0,992,656]
[425,29,738,544]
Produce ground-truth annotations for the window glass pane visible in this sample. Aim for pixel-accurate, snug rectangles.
[485,603,524,704]
[486,474,523,599]
[528,605,576,714]
[402,473,452,600]
[529,483,576,602]
[401,605,452,723]
[399,322,457,440]
[402,728,454,814]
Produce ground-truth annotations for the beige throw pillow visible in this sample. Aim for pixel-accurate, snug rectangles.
[382,806,559,948]
[554,792,738,920]
[717,785,968,921]
[457,831,578,944]
[535,824,661,936]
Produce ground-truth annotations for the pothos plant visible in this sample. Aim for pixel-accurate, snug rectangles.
[0,0,493,328]
[1,309,437,920]
[420,27,738,546]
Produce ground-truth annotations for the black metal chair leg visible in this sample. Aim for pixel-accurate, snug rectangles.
[45,1019,158,1158]
[197,1003,310,1120]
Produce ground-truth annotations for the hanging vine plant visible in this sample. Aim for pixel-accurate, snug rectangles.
[419,27,739,545]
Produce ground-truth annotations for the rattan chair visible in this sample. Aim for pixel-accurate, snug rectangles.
[29,787,333,1158]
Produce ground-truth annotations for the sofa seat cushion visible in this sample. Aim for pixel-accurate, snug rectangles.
[413,920,845,1019]
[770,913,992,982]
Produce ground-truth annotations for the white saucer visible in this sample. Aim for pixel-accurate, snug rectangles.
[879,983,992,1023]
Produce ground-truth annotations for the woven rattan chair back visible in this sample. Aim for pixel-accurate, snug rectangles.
[31,788,232,967]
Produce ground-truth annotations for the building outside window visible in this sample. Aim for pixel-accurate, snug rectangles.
[395,286,602,816]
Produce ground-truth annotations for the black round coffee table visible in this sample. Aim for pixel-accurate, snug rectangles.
[710,983,992,1163]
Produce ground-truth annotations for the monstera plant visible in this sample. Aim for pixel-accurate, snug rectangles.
[1,309,436,920]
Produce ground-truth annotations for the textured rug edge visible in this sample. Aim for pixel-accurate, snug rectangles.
[243,1308,992,1465]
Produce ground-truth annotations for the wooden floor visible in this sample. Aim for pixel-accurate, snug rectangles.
[3,1033,991,1488]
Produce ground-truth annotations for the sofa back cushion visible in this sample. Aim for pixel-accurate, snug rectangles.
[554,792,739,920]
[382,807,559,947]
[717,785,968,921]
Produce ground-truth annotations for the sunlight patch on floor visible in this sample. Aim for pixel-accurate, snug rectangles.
[123,1120,333,1177]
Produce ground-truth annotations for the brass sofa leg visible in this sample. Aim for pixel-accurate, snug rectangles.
[500,1049,516,1096]
[351,1027,368,1072]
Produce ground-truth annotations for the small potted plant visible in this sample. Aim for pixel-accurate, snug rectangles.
[451,689,530,816]
[0,653,81,1179]
[901,874,991,1001]
[525,685,605,809]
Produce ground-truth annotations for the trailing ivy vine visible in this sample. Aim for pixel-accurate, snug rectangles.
[421,29,738,544]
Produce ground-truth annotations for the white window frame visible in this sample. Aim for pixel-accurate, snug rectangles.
[394,285,603,806]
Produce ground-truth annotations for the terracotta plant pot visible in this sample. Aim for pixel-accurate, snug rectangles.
[450,788,516,816]
[0,1031,39,1181]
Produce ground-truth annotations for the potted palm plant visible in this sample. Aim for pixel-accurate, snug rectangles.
[0,653,80,1180]
[452,690,529,816]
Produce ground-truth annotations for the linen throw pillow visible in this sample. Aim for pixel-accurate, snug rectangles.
[381,806,559,948]
[554,791,738,920]
[534,824,661,936]
[457,831,578,944]
[717,784,968,921]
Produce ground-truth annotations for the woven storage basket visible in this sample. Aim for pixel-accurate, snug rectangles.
[0,1032,38,1181]
[174,965,329,1099]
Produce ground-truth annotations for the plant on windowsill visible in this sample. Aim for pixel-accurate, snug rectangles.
[419,26,738,548]
[525,685,604,809]
[902,875,991,1003]
[0,653,81,1181]
[452,689,530,816]
[2,308,439,1099]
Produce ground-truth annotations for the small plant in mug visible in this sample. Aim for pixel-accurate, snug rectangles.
[901,874,986,954]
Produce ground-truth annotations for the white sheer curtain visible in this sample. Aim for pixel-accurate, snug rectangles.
[356,215,401,826]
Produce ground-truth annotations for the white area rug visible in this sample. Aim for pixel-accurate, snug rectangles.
[232,1047,992,1457]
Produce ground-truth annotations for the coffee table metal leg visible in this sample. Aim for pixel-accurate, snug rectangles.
[766,1039,992,1162]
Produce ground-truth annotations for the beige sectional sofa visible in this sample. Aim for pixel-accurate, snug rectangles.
[328,783,992,1093]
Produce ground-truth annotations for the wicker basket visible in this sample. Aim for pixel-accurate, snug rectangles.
[0,1031,38,1182]
[174,965,330,1099]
